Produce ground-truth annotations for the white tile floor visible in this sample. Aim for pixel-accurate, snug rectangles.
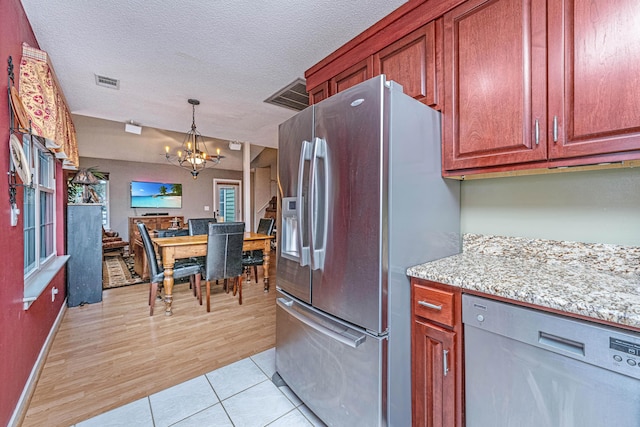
[73,348,326,427]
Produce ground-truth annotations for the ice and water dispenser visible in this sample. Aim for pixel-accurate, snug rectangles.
[280,196,307,265]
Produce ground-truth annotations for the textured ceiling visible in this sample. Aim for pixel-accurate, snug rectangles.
[19,0,407,164]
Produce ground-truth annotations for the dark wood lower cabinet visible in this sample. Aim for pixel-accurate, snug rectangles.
[412,278,463,427]
[413,319,456,427]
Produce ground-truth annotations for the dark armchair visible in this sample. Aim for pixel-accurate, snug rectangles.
[198,222,245,312]
[242,218,275,283]
[137,222,202,316]
[102,227,128,257]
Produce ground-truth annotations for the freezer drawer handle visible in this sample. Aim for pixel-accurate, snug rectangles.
[277,298,366,348]
[418,300,442,311]
[278,298,293,307]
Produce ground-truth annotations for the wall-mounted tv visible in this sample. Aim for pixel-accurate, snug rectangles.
[130,181,182,209]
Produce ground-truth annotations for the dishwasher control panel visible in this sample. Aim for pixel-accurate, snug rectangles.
[610,337,640,370]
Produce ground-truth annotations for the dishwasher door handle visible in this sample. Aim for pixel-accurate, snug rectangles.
[538,331,585,356]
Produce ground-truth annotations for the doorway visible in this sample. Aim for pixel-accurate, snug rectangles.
[214,179,242,222]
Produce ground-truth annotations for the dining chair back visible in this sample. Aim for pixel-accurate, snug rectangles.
[242,217,275,283]
[137,222,201,315]
[156,228,189,238]
[188,217,218,236]
[256,217,275,236]
[201,222,245,312]
[187,217,217,269]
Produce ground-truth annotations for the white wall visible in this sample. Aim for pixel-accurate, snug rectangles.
[253,167,272,229]
[460,167,640,245]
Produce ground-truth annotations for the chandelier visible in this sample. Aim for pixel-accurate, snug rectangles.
[165,99,223,179]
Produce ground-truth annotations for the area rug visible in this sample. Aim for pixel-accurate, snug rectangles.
[103,255,144,289]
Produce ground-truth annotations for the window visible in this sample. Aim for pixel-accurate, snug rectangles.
[68,176,110,228]
[23,136,56,278]
[95,180,110,228]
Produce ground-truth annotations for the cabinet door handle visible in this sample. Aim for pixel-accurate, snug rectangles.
[443,349,449,376]
[418,300,442,311]
[534,119,540,145]
[553,115,558,142]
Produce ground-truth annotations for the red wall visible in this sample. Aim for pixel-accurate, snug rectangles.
[0,1,67,425]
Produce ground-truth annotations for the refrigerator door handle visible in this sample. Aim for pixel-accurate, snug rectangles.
[277,297,366,349]
[296,140,313,267]
[308,137,328,271]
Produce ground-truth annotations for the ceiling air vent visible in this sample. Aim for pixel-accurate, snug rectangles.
[94,74,120,89]
[264,78,308,111]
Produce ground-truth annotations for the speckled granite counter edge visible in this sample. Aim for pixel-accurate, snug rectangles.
[407,234,640,330]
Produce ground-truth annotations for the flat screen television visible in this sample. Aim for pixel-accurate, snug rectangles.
[130,181,182,209]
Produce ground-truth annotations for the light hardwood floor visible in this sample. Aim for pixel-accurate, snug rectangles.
[23,267,277,427]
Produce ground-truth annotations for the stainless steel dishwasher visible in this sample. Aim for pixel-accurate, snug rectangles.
[463,294,640,427]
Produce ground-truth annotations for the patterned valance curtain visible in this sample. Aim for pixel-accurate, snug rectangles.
[18,43,79,169]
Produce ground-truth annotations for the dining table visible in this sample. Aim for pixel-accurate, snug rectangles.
[151,232,274,315]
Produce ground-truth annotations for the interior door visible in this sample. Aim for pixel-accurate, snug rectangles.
[214,179,241,222]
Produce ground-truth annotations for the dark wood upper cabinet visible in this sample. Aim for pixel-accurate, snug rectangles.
[329,57,374,95]
[547,0,640,160]
[304,0,463,106]
[373,20,442,109]
[306,0,640,175]
[309,81,329,105]
[443,0,548,171]
[443,0,640,175]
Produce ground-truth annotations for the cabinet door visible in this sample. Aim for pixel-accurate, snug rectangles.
[309,81,329,104]
[329,57,373,94]
[548,0,640,159]
[374,20,442,109]
[413,319,456,427]
[68,205,103,307]
[443,0,548,171]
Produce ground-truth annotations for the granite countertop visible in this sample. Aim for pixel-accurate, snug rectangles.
[407,234,640,330]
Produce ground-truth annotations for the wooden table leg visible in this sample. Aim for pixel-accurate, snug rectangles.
[262,239,270,292]
[163,262,175,316]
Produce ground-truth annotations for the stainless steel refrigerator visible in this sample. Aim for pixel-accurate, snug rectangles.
[275,75,461,426]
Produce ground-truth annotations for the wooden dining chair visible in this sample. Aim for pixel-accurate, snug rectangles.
[137,222,202,315]
[242,218,274,283]
[198,222,245,312]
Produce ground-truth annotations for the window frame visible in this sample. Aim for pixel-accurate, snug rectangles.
[23,135,57,281]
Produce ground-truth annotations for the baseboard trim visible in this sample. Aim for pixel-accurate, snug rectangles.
[8,298,67,427]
